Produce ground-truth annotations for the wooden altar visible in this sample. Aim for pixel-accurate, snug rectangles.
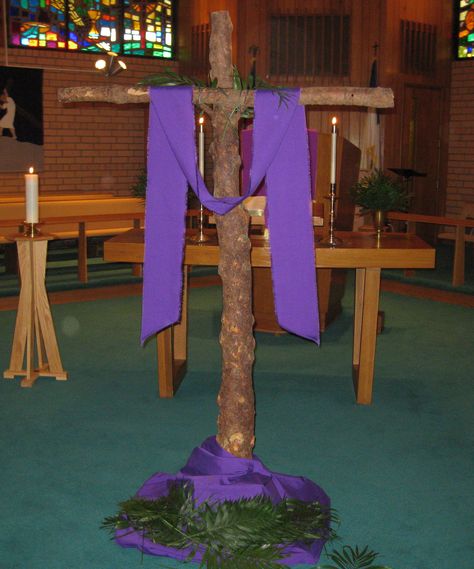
[104,228,435,405]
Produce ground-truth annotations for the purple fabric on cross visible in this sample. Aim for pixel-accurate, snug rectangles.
[240,127,319,197]
[116,436,330,565]
[141,86,319,344]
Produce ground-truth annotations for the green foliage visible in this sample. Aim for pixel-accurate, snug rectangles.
[138,70,213,88]
[130,168,147,199]
[137,67,289,119]
[316,545,392,569]
[102,483,334,569]
[350,169,409,213]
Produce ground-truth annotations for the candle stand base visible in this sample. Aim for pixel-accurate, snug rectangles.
[188,232,212,245]
[319,234,343,248]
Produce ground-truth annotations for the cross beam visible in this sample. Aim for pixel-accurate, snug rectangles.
[58,84,393,109]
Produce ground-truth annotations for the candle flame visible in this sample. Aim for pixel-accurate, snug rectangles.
[331,117,337,126]
[29,167,34,174]
[199,116,204,125]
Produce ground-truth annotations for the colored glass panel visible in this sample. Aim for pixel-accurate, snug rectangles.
[8,0,175,58]
[9,0,68,49]
[67,0,120,52]
[457,0,474,58]
[122,0,174,57]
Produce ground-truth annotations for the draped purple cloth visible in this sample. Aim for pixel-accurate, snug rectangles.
[116,437,330,565]
[142,86,319,344]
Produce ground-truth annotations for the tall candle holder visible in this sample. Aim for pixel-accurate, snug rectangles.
[188,206,211,244]
[4,233,67,387]
[320,183,342,247]
[189,116,211,244]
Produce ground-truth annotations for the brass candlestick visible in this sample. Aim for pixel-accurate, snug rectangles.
[188,205,211,244]
[320,183,342,247]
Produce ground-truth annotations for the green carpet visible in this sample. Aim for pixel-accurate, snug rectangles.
[0,281,473,569]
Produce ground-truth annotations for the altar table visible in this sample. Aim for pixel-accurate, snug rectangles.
[104,229,435,405]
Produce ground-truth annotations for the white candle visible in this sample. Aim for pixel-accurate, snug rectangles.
[330,116,337,184]
[25,167,39,223]
[198,116,205,177]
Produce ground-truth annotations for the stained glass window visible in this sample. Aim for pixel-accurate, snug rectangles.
[8,0,175,58]
[456,0,474,59]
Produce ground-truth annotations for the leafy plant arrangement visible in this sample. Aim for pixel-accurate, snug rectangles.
[350,169,409,213]
[102,483,394,569]
[102,482,335,568]
[130,168,147,199]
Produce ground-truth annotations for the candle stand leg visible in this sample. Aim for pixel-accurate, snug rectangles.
[3,237,68,387]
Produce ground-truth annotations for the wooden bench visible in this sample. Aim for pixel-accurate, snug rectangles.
[0,194,144,282]
[387,209,474,286]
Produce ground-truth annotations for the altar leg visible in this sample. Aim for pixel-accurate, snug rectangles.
[352,267,381,404]
[156,267,188,397]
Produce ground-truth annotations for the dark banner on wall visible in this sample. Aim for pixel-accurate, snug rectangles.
[0,66,43,172]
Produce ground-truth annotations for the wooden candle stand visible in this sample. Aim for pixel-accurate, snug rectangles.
[3,234,68,387]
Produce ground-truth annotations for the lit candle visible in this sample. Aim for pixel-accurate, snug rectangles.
[25,167,39,223]
[198,116,205,177]
[330,116,337,184]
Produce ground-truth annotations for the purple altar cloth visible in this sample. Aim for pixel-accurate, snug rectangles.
[116,437,330,565]
[141,86,319,345]
[241,128,319,198]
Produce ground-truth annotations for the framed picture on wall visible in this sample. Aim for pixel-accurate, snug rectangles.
[0,66,43,172]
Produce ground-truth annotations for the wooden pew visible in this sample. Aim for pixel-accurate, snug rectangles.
[0,194,144,282]
[387,210,474,286]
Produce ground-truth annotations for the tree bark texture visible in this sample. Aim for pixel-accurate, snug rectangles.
[58,85,394,109]
[209,12,255,459]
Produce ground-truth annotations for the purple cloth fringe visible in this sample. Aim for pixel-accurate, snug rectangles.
[116,437,330,565]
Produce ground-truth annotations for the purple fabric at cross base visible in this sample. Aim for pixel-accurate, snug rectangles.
[141,86,319,345]
[240,127,319,198]
[116,436,330,565]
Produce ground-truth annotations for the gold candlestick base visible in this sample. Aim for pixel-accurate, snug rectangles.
[187,205,211,245]
[188,231,212,244]
[319,233,343,247]
[319,183,343,247]
[23,222,41,238]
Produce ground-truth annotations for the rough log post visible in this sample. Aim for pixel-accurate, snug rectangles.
[209,11,255,458]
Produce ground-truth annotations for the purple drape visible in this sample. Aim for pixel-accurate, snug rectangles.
[141,86,319,344]
[116,437,330,565]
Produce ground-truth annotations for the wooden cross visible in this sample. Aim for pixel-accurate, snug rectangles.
[59,11,393,459]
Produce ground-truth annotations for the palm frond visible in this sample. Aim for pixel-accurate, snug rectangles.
[103,482,331,567]
[138,70,207,88]
[316,544,394,569]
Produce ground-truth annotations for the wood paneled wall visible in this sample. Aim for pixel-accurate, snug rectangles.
[381,0,453,217]
[180,0,454,220]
